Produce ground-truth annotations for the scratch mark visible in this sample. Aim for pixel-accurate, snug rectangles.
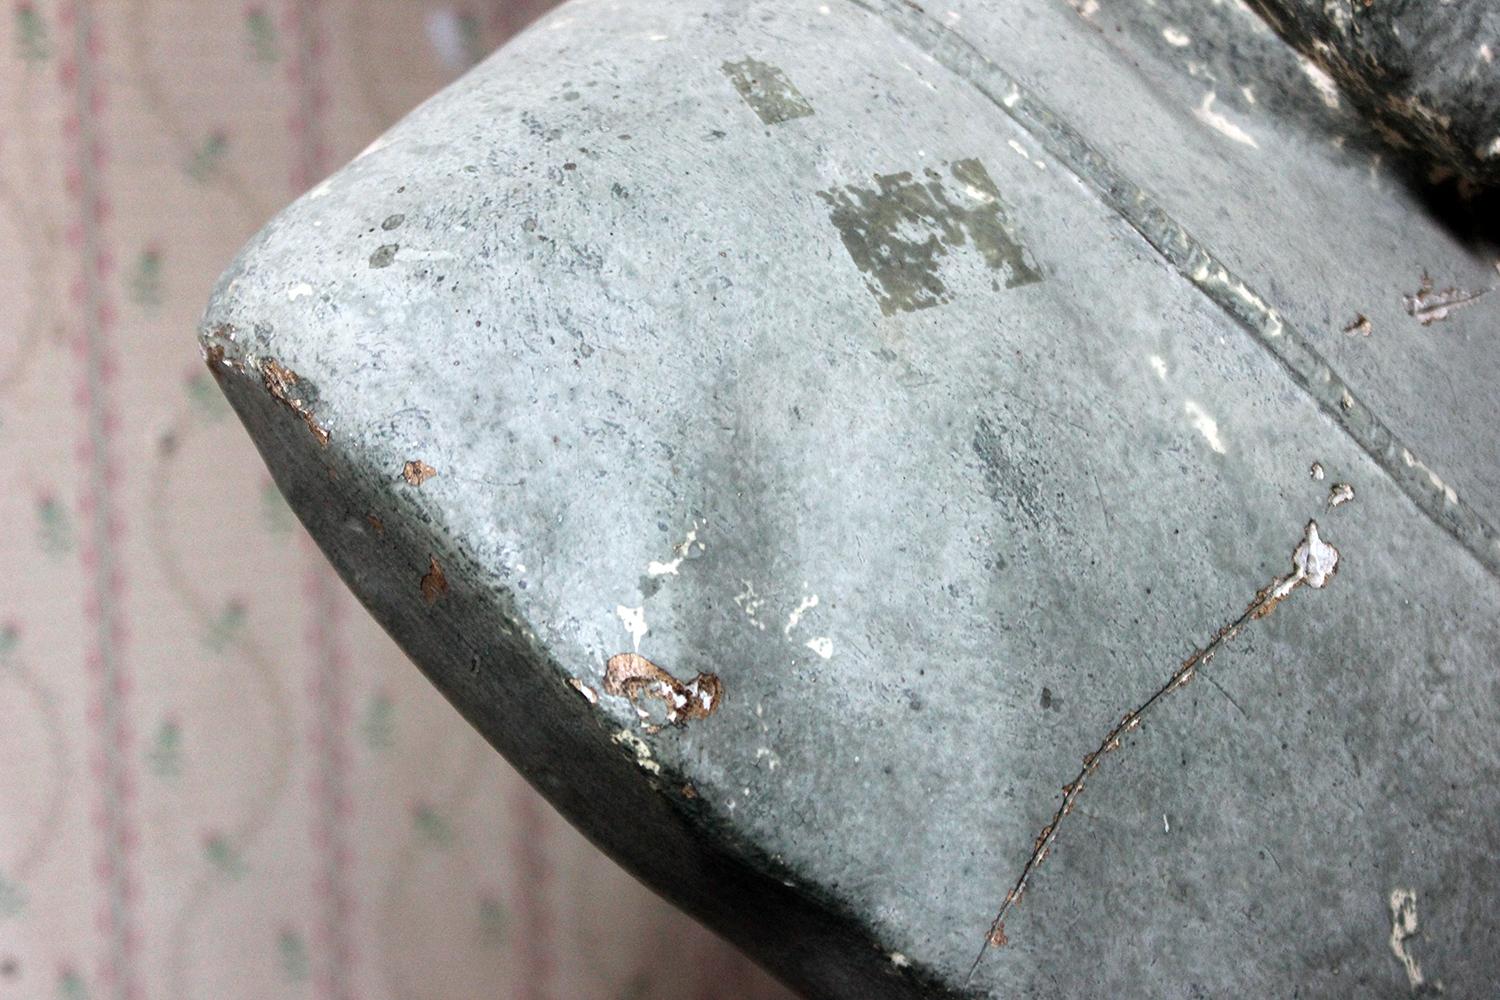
[1404,273,1486,326]
[967,520,1340,981]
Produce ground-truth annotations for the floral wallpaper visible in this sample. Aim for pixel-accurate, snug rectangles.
[0,3,793,998]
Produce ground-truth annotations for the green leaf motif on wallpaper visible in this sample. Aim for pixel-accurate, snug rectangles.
[147,718,182,778]
[204,833,247,879]
[412,804,453,848]
[261,481,296,537]
[0,871,26,918]
[37,495,73,556]
[186,370,231,422]
[130,247,163,310]
[277,927,311,983]
[203,600,247,654]
[618,972,653,1000]
[13,3,51,62]
[246,6,280,64]
[360,690,395,750]
[477,894,507,945]
[185,131,229,183]
[56,968,89,1000]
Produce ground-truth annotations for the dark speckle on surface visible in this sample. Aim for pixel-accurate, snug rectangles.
[369,244,398,268]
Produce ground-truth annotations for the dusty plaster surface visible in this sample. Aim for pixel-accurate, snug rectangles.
[201,0,1500,996]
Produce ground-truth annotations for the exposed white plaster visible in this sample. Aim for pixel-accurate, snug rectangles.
[616,605,648,650]
[1183,400,1227,454]
[1195,92,1259,148]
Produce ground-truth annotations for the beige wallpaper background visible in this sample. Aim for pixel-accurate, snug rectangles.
[0,3,794,998]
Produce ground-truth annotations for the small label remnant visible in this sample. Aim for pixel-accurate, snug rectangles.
[818,158,1041,315]
[1404,272,1486,325]
[721,57,814,124]
[1388,888,1429,992]
[260,357,330,445]
[1328,482,1355,509]
[420,555,448,604]
[604,652,722,727]
[402,459,437,486]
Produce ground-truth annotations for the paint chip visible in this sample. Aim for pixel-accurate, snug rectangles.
[1342,313,1371,336]
[569,678,599,704]
[604,652,722,726]
[1327,482,1355,508]
[420,555,448,604]
[402,459,437,486]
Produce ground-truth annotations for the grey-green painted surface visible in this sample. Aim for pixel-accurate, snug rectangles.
[201,1,1500,996]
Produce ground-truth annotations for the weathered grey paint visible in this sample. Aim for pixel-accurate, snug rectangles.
[200,1,1500,997]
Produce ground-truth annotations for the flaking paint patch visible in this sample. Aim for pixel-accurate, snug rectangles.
[818,158,1041,315]
[1148,354,1168,380]
[721,57,814,124]
[805,636,834,659]
[604,652,722,727]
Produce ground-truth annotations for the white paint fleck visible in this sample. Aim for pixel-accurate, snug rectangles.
[818,3,831,12]
[785,593,819,636]
[1163,27,1191,47]
[286,282,314,301]
[1300,56,1341,108]
[805,636,834,659]
[1241,85,1257,105]
[1194,92,1259,148]
[1388,888,1428,992]
[735,581,768,631]
[1480,43,1493,64]
[647,526,700,577]
[616,605,648,650]
[1163,813,1170,833]
[1310,462,1325,481]
[754,746,781,771]
[890,953,911,968]
[1002,87,1020,108]
[1327,482,1355,509]
[1183,400,1227,454]
[1149,354,1168,381]
[569,678,599,704]
[1007,139,1031,161]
